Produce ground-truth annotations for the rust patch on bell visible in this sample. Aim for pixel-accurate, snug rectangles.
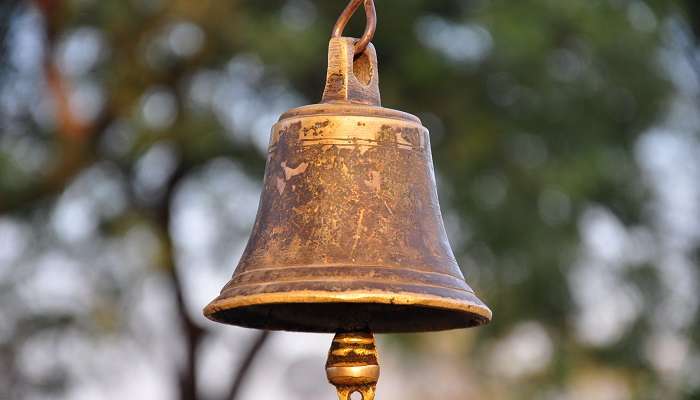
[324,73,345,100]
[269,121,302,150]
[400,127,422,147]
[301,120,331,139]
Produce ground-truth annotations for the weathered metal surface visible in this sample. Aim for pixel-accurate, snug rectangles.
[203,37,492,333]
[326,332,379,400]
[322,37,380,105]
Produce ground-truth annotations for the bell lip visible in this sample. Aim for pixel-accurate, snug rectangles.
[202,290,492,333]
[278,103,422,125]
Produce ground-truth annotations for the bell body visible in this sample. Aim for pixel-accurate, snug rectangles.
[204,38,491,333]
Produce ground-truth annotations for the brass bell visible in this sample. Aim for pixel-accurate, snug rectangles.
[204,1,490,398]
[204,32,491,331]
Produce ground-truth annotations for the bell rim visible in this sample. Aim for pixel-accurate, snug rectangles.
[203,289,492,332]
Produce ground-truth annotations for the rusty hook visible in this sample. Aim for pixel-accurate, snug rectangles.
[332,0,377,55]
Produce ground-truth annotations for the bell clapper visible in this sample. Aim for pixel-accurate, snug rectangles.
[326,331,380,400]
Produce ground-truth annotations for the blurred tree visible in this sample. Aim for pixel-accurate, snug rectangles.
[0,1,698,400]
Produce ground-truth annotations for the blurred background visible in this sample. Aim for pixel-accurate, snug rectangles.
[0,0,699,399]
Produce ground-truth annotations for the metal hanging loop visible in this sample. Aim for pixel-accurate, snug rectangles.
[332,0,377,55]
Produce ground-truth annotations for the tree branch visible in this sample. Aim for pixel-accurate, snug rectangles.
[225,330,271,400]
[155,163,206,400]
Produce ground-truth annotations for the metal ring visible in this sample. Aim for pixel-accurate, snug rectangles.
[332,0,377,55]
